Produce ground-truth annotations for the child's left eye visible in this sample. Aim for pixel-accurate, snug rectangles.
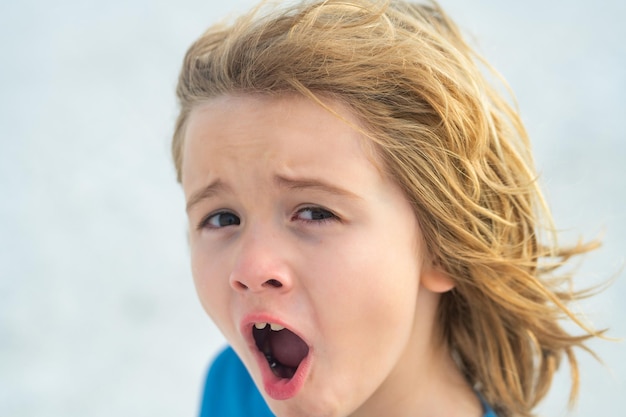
[293,206,338,223]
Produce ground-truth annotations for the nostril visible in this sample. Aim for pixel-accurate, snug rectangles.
[265,279,282,288]
[233,281,248,290]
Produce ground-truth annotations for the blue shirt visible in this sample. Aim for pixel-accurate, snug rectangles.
[200,347,498,417]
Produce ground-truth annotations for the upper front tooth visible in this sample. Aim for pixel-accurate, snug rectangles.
[254,322,268,330]
[270,323,285,331]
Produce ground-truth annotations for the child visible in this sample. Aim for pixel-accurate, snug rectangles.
[171,1,603,416]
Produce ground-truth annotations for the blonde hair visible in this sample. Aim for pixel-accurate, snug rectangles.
[172,1,603,416]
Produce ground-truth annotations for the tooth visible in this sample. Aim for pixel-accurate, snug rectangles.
[254,322,268,329]
[270,323,285,331]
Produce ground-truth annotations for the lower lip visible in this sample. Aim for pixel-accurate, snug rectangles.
[254,348,312,400]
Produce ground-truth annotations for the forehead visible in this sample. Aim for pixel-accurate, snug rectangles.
[180,94,385,183]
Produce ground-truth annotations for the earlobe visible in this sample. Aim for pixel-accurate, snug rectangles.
[421,263,455,293]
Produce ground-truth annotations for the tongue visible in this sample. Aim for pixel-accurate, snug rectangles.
[269,329,309,368]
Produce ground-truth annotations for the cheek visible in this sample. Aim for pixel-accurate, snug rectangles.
[310,230,421,338]
[341,227,420,296]
[190,243,232,327]
[302,237,421,409]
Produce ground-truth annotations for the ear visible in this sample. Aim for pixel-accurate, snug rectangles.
[421,262,455,293]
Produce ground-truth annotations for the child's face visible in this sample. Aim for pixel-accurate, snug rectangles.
[182,94,453,417]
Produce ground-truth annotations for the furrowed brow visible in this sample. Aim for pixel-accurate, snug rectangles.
[186,179,228,213]
[274,175,361,200]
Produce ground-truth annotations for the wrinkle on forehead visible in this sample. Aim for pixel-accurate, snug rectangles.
[183,93,386,178]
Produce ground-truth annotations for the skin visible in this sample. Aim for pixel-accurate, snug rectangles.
[181,94,482,417]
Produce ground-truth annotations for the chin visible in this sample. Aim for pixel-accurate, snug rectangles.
[267,397,338,417]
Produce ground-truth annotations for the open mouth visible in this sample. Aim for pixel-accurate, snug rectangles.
[253,322,310,379]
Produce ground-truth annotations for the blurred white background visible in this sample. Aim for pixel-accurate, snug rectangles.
[0,0,623,416]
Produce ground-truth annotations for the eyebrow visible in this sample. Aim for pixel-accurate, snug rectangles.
[186,174,361,213]
[274,174,361,200]
[185,179,229,213]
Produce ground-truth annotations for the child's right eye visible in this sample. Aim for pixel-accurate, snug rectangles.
[200,211,241,229]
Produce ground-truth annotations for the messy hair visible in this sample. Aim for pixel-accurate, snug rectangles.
[172,1,602,416]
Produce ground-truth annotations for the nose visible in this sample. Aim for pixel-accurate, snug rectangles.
[228,228,293,294]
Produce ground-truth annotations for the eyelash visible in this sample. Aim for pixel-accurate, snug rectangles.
[197,210,240,230]
[292,206,339,225]
[197,206,339,230]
